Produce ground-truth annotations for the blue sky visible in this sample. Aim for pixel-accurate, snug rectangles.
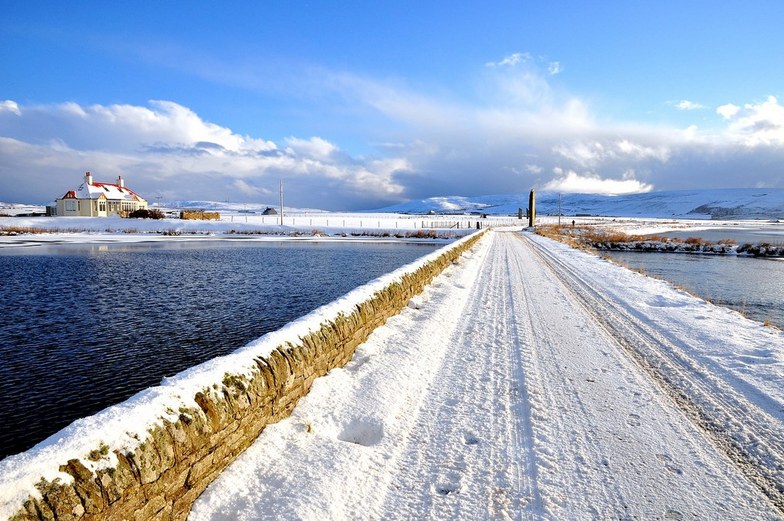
[2,1,784,209]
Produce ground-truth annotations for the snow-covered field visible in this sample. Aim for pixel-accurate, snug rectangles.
[2,212,782,253]
[189,230,783,520]
[0,213,511,249]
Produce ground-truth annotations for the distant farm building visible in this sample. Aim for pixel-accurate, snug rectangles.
[262,207,278,215]
[54,172,148,217]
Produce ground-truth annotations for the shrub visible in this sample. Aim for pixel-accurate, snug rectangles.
[128,208,165,219]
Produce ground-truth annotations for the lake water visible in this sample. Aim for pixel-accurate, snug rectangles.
[603,251,784,330]
[653,225,784,245]
[0,240,439,459]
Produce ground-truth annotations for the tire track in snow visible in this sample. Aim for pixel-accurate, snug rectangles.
[377,231,541,519]
[499,233,630,518]
[521,231,784,515]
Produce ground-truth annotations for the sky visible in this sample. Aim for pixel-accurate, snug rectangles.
[2,1,784,210]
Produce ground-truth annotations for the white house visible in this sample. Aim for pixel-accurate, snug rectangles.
[54,172,148,217]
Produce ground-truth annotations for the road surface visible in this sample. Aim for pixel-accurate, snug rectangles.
[190,230,783,520]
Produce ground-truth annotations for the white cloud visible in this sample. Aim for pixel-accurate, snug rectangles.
[0,100,407,209]
[553,139,670,168]
[723,96,784,146]
[284,136,338,160]
[682,125,700,141]
[616,139,671,162]
[485,52,531,68]
[543,170,654,195]
[547,61,563,76]
[675,100,704,110]
[3,70,784,210]
[0,100,21,116]
[717,103,740,120]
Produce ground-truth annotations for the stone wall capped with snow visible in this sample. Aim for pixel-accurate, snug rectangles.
[4,231,485,521]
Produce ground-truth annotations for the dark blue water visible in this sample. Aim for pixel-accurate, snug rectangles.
[0,240,439,459]
[604,251,784,329]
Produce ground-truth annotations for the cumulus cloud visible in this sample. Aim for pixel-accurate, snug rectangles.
[547,61,563,76]
[3,59,784,210]
[284,136,338,160]
[0,100,406,209]
[722,96,784,146]
[717,103,740,120]
[543,170,654,195]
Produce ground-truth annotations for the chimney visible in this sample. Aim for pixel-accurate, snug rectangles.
[85,171,93,185]
[117,175,125,188]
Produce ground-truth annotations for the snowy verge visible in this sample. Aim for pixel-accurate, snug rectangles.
[188,230,783,519]
[0,230,485,520]
[0,214,490,244]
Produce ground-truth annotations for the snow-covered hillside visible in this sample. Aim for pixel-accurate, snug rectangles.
[7,188,784,220]
[162,200,325,214]
[373,188,784,220]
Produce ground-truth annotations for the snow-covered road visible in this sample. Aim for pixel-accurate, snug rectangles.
[190,230,783,520]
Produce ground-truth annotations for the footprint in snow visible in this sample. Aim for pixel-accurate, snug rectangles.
[656,453,684,475]
[626,413,641,427]
[434,481,460,497]
[337,417,384,447]
[464,433,480,446]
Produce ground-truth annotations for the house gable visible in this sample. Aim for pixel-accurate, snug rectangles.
[55,172,148,216]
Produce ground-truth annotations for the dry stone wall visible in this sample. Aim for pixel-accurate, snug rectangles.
[9,231,485,521]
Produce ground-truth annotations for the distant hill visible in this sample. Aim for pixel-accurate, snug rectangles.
[372,189,784,220]
[161,201,326,213]
[6,189,784,220]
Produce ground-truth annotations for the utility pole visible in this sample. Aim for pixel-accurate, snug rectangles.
[279,179,284,226]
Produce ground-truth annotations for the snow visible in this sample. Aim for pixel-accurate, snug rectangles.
[0,213,493,248]
[189,229,783,520]
[0,232,480,519]
[374,188,784,220]
[2,214,783,518]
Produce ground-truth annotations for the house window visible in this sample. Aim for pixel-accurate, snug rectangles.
[65,200,77,212]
